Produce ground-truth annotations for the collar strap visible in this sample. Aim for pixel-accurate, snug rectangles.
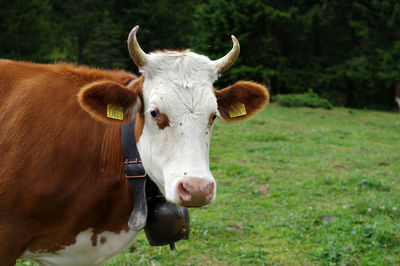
[122,119,148,230]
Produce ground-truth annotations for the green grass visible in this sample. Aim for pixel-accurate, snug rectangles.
[17,104,400,265]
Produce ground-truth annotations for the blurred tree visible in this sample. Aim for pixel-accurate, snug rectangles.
[118,0,198,73]
[312,1,400,108]
[1,0,399,109]
[52,0,106,64]
[0,0,54,62]
[340,1,400,108]
[190,0,280,88]
[85,10,125,69]
[191,0,400,109]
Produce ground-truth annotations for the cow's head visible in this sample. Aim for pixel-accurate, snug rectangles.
[78,26,269,208]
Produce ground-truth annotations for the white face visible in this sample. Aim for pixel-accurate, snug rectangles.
[137,51,219,207]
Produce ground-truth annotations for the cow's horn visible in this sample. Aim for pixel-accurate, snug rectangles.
[128,25,147,67]
[214,35,240,74]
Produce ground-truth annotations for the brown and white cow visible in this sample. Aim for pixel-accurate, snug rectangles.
[0,26,269,265]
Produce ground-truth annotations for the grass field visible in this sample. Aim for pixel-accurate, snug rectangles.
[18,104,400,265]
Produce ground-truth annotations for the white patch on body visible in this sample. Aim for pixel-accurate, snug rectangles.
[137,51,218,205]
[22,228,139,266]
[396,97,400,111]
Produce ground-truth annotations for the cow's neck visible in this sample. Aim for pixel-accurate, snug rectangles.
[24,114,134,255]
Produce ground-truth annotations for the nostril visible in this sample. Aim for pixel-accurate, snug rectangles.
[182,182,192,191]
[206,182,213,191]
[178,182,191,201]
[206,182,215,199]
[208,182,215,194]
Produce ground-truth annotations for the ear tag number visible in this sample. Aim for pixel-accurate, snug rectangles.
[107,104,124,120]
[229,102,247,118]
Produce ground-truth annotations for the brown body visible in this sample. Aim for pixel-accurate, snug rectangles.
[0,60,136,264]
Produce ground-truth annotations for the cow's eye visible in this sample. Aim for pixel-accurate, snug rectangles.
[150,109,159,118]
[209,112,217,126]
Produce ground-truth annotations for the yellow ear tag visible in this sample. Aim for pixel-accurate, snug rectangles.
[107,104,124,120]
[229,102,247,118]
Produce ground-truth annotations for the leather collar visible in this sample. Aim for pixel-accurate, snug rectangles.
[122,118,148,230]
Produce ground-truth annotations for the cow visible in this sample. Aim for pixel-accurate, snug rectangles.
[0,26,269,265]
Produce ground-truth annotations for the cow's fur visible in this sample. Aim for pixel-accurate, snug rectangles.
[0,49,268,265]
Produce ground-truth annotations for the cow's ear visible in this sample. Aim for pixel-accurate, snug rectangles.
[78,80,141,124]
[214,81,269,122]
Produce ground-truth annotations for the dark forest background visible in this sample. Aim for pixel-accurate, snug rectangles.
[1,0,400,110]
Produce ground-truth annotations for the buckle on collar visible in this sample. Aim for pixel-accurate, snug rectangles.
[124,159,147,179]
